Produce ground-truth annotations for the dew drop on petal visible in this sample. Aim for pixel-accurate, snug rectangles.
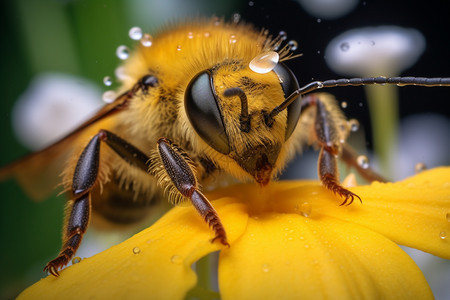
[249,51,280,74]
[440,231,447,240]
[171,255,183,264]
[133,247,141,254]
[262,263,270,272]
[187,32,194,39]
[340,42,350,52]
[128,26,143,40]
[176,45,182,51]
[103,76,112,86]
[414,162,427,173]
[116,45,130,60]
[357,155,370,169]
[348,119,360,132]
[299,202,312,217]
[288,40,298,51]
[102,90,117,103]
[140,33,153,47]
[72,257,82,264]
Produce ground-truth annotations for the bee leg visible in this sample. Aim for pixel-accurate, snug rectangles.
[157,138,229,247]
[340,143,388,183]
[45,130,151,276]
[305,94,361,206]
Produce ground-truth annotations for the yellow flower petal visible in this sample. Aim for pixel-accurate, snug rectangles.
[219,213,433,300]
[17,167,449,299]
[18,199,248,300]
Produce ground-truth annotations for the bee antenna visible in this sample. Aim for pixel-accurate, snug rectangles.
[267,76,450,122]
[223,87,251,132]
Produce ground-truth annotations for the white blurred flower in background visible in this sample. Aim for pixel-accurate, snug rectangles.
[12,73,103,150]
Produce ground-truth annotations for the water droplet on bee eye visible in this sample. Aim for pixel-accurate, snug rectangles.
[278,31,287,40]
[348,119,360,132]
[340,42,350,52]
[439,231,447,240]
[103,76,112,86]
[341,101,348,108]
[72,257,81,264]
[128,26,143,40]
[116,45,130,60]
[140,33,153,47]
[102,90,117,103]
[133,247,141,254]
[357,155,370,169]
[288,40,298,51]
[414,162,427,173]
[249,51,279,74]
[262,263,270,272]
[299,202,312,217]
[171,255,183,264]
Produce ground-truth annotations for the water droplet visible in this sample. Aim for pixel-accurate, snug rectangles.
[278,31,287,40]
[262,263,270,272]
[115,66,128,80]
[446,212,450,222]
[248,1,254,6]
[128,26,143,40]
[414,162,427,173]
[299,202,312,217]
[229,34,237,44]
[116,45,130,60]
[357,155,370,169]
[348,119,360,132]
[102,90,117,103]
[171,255,183,264]
[340,42,350,52]
[341,101,348,108]
[439,231,447,240]
[249,51,279,74]
[317,50,321,54]
[176,45,182,51]
[140,33,153,47]
[187,32,194,39]
[232,13,241,23]
[317,18,322,23]
[133,247,141,254]
[103,76,112,86]
[204,31,211,37]
[72,257,81,264]
[287,40,298,51]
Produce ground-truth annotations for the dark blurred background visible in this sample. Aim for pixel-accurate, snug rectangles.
[0,0,449,298]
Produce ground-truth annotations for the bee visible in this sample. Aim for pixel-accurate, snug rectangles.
[1,18,449,277]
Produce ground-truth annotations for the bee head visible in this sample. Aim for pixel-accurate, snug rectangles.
[184,61,302,185]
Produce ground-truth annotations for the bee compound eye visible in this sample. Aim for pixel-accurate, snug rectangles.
[185,71,230,154]
[272,63,302,140]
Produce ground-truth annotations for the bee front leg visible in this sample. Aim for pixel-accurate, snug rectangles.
[305,94,361,206]
[156,138,229,246]
[45,130,150,276]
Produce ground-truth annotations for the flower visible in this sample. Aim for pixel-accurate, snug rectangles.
[18,167,450,299]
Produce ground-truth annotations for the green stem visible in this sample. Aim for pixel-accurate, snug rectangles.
[364,85,399,176]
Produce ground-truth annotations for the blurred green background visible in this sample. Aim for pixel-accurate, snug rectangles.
[0,0,449,299]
